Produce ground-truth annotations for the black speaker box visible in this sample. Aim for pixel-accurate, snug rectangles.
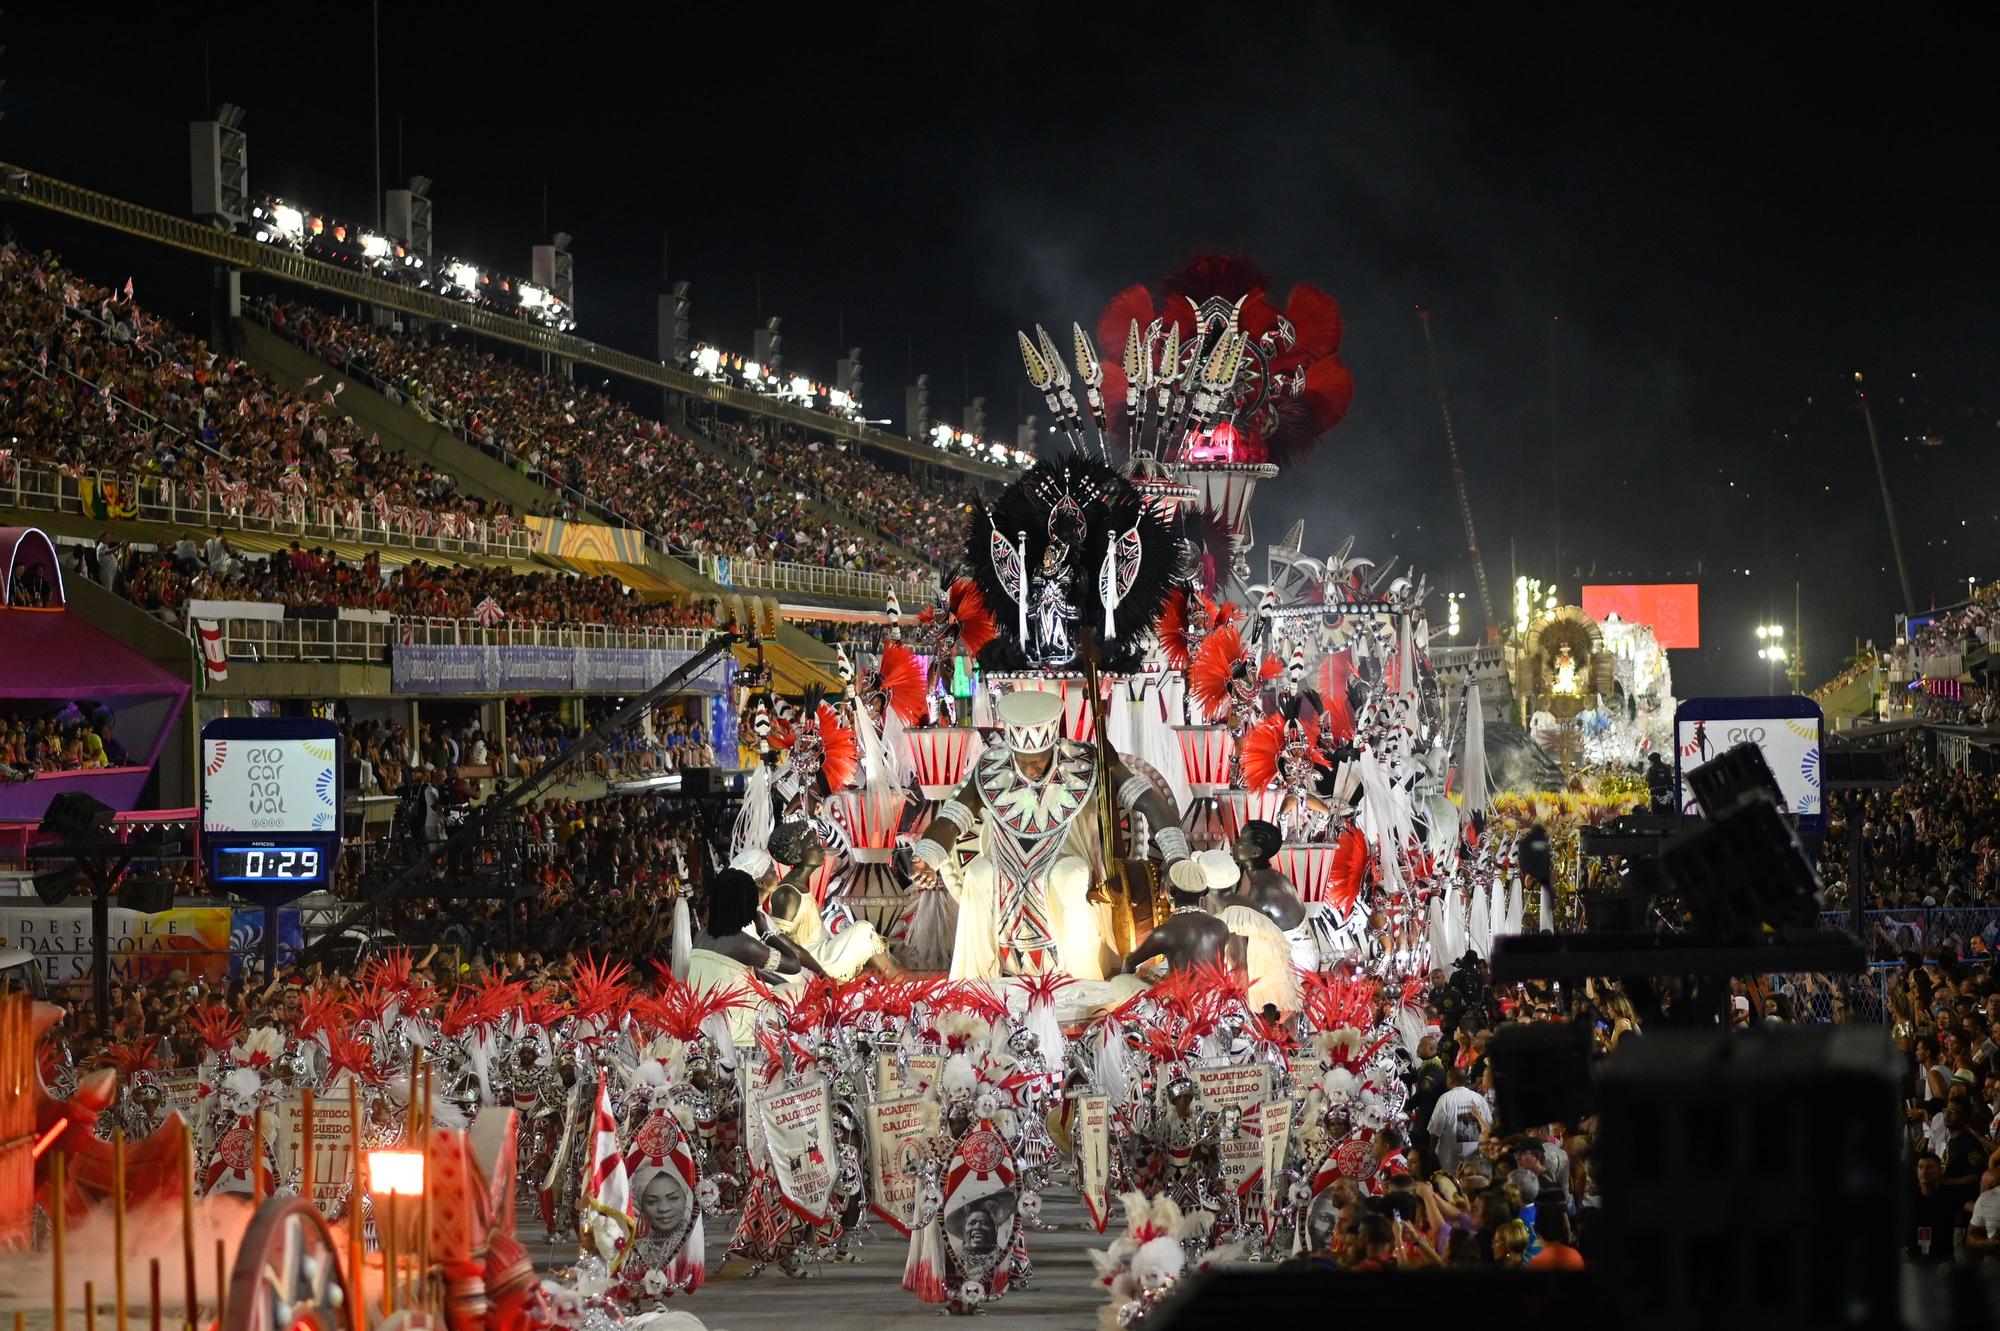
[1593,1026,1900,1329]
[116,875,176,913]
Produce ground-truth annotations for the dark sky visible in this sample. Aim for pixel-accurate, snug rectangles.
[6,6,1994,697]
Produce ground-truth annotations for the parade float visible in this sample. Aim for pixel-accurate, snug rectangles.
[5,255,1675,1327]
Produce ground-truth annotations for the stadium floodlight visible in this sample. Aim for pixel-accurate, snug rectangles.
[270,204,305,243]
[743,361,763,382]
[789,374,813,400]
[359,232,391,260]
[518,282,548,309]
[447,261,481,293]
[696,346,722,376]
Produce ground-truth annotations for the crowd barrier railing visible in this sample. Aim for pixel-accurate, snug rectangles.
[211,614,711,665]
[697,554,927,605]
[0,459,532,561]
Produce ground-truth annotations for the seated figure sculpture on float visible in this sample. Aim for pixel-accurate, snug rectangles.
[761,817,904,980]
[907,689,1192,981]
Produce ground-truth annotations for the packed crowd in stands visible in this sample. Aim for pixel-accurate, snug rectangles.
[77,532,714,635]
[0,700,131,780]
[707,418,978,570]
[1824,755,2000,923]
[1905,586,2000,664]
[0,243,506,531]
[259,298,943,582]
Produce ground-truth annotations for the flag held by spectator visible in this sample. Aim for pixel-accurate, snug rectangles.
[195,620,228,683]
[472,596,506,629]
[79,476,137,520]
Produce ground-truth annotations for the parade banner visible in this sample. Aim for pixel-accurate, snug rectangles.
[866,1095,930,1236]
[1077,1093,1110,1232]
[739,1053,770,1169]
[1259,1100,1291,1229]
[390,644,732,697]
[876,1052,943,1100]
[274,1087,357,1215]
[1195,1061,1271,1194]
[524,516,649,565]
[0,905,235,985]
[158,1071,201,1119]
[759,1078,836,1225]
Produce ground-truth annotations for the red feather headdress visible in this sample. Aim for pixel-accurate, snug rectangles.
[642,963,750,1041]
[100,1036,164,1077]
[570,954,636,1036]
[190,1004,243,1055]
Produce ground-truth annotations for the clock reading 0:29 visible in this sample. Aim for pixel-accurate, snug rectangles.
[215,847,324,882]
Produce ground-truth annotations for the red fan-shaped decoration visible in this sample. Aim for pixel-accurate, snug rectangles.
[815,702,859,791]
[1279,283,1344,365]
[1241,714,1285,789]
[875,642,929,727]
[1188,624,1247,722]
[947,578,998,658]
[1326,824,1369,917]
[1318,650,1356,744]
[1156,590,1193,672]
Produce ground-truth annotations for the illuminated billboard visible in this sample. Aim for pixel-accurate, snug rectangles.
[1581,583,1701,649]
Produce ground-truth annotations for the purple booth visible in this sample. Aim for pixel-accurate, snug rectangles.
[0,527,192,821]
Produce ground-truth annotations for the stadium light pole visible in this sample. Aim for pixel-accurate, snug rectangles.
[1756,623,1786,694]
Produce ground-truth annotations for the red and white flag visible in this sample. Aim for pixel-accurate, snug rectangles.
[195,620,228,683]
[580,1073,634,1269]
[472,596,506,629]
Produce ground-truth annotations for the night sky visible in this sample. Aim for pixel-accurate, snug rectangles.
[5,7,1994,697]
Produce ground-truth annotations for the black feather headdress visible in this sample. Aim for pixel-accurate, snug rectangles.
[965,455,1177,674]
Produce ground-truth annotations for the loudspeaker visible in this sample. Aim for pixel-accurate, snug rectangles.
[32,866,79,906]
[1488,1019,1595,1135]
[1662,792,1823,935]
[1684,741,1782,819]
[1594,1026,1900,1329]
[38,791,116,843]
[116,875,175,913]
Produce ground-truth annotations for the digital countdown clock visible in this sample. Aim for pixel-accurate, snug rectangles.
[214,846,327,883]
[201,717,341,904]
